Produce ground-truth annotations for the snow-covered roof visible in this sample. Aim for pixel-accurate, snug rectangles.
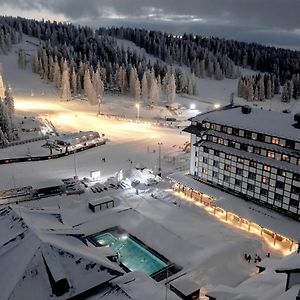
[275,252,300,272]
[33,179,64,189]
[110,271,181,300]
[168,172,300,241]
[192,105,300,142]
[169,275,200,296]
[0,206,123,300]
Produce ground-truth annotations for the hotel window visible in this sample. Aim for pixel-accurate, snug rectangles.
[282,154,290,162]
[203,147,209,153]
[214,150,220,156]
[263,165,271,172]
[218,138,224,145]
[244,131,252,139]
[293,173,300,181]
[232,128,239,136]
[224,175,230,182]
[195,151,198,157]
[249,172,256,180]
[274,193,283,202]
[213,161,219,167]
[277,169,286,177]
[235,179,242,186]
[267,151,275,158]
[211,124,216,130]
[224,164,231,171]
[225,154,232,160]
[260,188,268,197]
[271,137,280,145]
[291,186,300,195]
[240,144,248,151]
[247,183,255,191]
[237,157,244,163]
[262,176,270,184]
[254,147,260,155]
[228,140,236,148]
[290,199,299,208]
[212,171,219,178]
[221,126,227,133]
[275,180,284,189]
[286,140,295,149]
[202,167,208,174]
[236,168,243,176]
[250,161,257,168]
[257,133,265,142]
[203,157,208,164]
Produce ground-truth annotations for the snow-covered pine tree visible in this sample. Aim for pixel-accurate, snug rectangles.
[84,69,97,105]
[166,73,176,103]
[0,66,4,98]
[4,85,15,121]
[134,77,141,102]
[60,60,71,101]
[71,68,77,96]
[18,48,26,69]
[141,72,148,103]
[129,66,138,97]
[258,78,265,101]
[53,59,61,89]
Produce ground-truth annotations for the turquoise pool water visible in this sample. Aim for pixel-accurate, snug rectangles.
[91,231,168,275]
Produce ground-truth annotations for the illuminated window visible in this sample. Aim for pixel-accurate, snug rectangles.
[202,167,208,174]
[225,154,232,160]
[282,154,289,162]
[271,137,280,145]
[263,165,271,172]
[267,151,275,158]
[262,176,269,184]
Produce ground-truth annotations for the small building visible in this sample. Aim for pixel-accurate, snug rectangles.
[88,197,115,212]
[276,252,300,291]
[184,105,300,220]
[34,179,64,197]
[169,275,200,300]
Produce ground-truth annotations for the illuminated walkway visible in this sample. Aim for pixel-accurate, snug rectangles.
[169,181,298,256]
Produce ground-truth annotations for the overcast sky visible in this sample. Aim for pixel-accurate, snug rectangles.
[1,0,299,49]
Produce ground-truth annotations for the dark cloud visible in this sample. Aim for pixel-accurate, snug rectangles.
[0,0,299,49]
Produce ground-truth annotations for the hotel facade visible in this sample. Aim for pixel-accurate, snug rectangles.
[184,105,300,219]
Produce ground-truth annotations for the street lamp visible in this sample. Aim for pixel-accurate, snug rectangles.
[135,103,140,122]
[158,142,163,177]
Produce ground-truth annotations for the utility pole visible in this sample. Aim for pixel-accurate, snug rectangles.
[73,149,78,179]
[158,142,163,177]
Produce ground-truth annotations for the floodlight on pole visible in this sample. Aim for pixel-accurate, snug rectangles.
[158,142,163,177]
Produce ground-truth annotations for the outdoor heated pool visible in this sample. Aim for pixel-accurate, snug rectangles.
[89,229,168,275]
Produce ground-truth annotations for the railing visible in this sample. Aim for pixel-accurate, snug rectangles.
[0,140,106,165]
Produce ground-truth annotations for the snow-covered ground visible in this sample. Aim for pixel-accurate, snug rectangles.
[0,34,298,299]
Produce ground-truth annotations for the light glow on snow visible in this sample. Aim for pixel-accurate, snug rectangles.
[171,187,298,256]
